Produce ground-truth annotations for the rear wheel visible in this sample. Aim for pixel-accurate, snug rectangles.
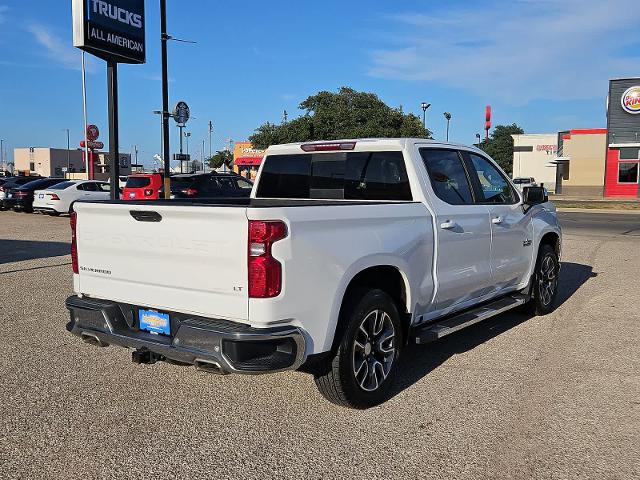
[314,289,402,409]
[525,244,559,315]
[48,211,61,217]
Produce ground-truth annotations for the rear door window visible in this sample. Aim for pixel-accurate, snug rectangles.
[256,151,411,200]
[420,149,474,205]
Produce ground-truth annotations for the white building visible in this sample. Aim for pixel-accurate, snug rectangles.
[511,134,558,191]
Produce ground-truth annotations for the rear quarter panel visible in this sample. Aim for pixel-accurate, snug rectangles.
[247,202,434,353]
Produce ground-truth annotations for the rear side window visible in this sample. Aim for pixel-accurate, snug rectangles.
[126,176,151,188]
[420,149,474,205]
[256,151,412,200]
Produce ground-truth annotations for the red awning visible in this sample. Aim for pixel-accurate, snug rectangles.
[235,156,263,166]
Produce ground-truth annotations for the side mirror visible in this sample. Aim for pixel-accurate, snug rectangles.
[522,186,548,207]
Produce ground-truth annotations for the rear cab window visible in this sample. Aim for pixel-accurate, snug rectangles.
[256,151,412,200]
[126,176,151,188]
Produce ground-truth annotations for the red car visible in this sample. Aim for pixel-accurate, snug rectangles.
[122,173,163,200]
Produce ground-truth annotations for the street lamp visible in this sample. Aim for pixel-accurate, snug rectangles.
[421,102,431,131]
[444,112,452,141]
[475,133,481,146]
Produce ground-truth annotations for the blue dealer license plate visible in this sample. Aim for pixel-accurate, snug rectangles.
[139,309,170,335]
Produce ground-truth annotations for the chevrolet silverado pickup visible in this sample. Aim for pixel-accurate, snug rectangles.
[66,138,561,408]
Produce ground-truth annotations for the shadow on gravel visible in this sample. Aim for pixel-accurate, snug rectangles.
[0,239,70,264]
[390,261,596,400]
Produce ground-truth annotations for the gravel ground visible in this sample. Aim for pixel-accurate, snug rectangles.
[1,210,638,479]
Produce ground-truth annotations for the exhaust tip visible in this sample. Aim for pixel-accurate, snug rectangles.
[80,332,108,347]
[194,359,228,375]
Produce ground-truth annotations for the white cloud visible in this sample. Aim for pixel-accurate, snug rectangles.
[369,0,640,104]
[26,23,98,73]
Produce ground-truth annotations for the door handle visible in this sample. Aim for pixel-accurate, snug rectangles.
[491,216,503,225]
[440,220,456,229]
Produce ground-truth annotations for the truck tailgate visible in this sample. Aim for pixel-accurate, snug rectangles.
[73,202,249,321]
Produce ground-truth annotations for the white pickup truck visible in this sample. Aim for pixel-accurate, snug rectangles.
[66,138,561,408]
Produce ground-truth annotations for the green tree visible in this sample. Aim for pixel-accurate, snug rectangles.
[479,123,525,174]
[207,150,232,170]
[249,87,431,149]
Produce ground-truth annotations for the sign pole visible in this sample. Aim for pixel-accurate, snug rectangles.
[81,52,90,179]
[107,61,120,200]
[160,0,171,198]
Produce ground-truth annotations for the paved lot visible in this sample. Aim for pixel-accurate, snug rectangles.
[1,210,638,479]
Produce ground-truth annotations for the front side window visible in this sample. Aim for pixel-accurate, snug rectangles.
[420,149,473,205]
[97,183,111,192]
[467,153,518,204]
[618,162,639,183]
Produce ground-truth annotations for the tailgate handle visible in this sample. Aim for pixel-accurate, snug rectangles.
[130,210,162,222]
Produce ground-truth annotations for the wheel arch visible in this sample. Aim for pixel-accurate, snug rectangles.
[327,264,412,353]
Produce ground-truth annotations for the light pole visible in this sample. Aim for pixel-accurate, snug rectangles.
[63,129,70,178]
[421,102,431,132]
[184,131,191,171]
[475,133,481,147]
[208,121,213,173]
[202,139,205,172]
[444,112,452,141]
[0,139,4,172]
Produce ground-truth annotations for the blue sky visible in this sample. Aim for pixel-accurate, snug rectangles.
[0,0,638,168]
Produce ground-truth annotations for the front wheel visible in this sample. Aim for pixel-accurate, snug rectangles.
[525,244,560,315]
[314,289,403,409]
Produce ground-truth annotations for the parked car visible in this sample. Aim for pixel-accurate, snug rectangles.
[9,177,69,212]
[66,138,561,408]
[33,180,111,215]
[0,175,43,210]
[122,173,163,200]
[512,177,537,191]
[166,172,253,199]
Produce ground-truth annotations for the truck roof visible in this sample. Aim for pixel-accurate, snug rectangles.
[265,138,486,155]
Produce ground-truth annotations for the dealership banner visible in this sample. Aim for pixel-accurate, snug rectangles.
[72,0,146,64]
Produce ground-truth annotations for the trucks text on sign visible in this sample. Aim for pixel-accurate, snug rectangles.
[72,0,146,64]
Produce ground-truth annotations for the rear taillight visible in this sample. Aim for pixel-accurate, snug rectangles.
[70,211,78,274]
[48,193,60,201]
[144,189,153,196]
[181,188,198,197]
[248,220,287,298]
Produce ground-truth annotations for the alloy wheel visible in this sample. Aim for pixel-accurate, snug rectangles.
[352,309,396,392]
[538,254,558,306]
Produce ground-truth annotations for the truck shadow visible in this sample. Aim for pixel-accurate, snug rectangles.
[0,239,70,264]
[390,262,597,399]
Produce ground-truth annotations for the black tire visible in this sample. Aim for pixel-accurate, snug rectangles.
[524,244,560,315]
[48,211,61,217]
[314,289,403,409]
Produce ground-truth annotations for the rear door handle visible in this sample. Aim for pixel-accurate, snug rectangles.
[130,210,162,222]
[491,216,503,225]
[440,220,456,229]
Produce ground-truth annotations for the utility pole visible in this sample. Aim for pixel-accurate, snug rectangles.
[202,139,205,172]
[282,110,288,123]
[160,0,171,198]
[64,129,70,178]
[0,139,4,172]
[133,144,138,171]
[208,120,213,160]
